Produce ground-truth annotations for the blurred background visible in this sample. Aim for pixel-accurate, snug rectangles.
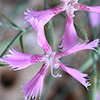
[0,0,100,100]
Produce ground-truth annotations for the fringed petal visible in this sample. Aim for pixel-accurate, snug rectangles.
[56,39,99,58]
[0,49,45,71]
[24,16,52,54]
[24,4,65,28]
[59,15,78,51]
[37,25,52,54]
[66,39,99,55]
[23,63,49,100]
[24,4,66,55]
[57,60,91,89]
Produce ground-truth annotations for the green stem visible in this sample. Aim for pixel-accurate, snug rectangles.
[44,0,49,9]
[0,31,24,58]
[19,35,24,53]
[0,10,20,28]
[44,0,54,50]
[0,26,31,58]
[45,21,54,50]
[79,48,100,72]
[0,22,22,31]
[0,64,8,67]
[92,52,97,74]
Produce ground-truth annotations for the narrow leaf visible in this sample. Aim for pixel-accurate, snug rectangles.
[0,31,24,58]
[74,23,89,42]
[0,22,22,30]
[45,21,54,49]
[0,25,31,58]
[0,10,17,27]
[88,74,97,100]
[0,10,21,29]
[44,0,54,50]
[19,35,24,53]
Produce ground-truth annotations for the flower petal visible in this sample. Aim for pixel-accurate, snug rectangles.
[89,12,100,28]
[57,60,91,89]
[25,12,55,54]
[28,17,52,54]
[59,15,78,51]
[56,39,99,58]
[77,4,100,13]
[66,39,99,54]
[23,63,49,100]
[0,49,45,71]
[24,4,66,54]
[24,4,65,28]
[37,24,52,54]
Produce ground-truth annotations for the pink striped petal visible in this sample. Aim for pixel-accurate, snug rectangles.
[77,4,100,13]
[89,12,100,28]
[25,17,52,54]
[0,49,45,71]
[37,27,52,54]
[59,15,78,51]
[24,5,65,54]
[56,39,99,58]
[24,4,65,27]
[57,60,91,89]
[23,63,49,100]
[66,39,99,54]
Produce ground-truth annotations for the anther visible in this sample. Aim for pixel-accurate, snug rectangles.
[54,63,59,69]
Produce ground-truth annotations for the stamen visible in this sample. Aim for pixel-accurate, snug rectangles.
[51,63,62,78]
[54,63,59,69]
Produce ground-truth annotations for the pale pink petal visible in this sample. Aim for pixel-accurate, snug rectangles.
[37,26,52,54]
[24,4,66,55]
[77,4,100,13]
[89,12,100,28]
[0,49,45,71]
[66,39,99,54]
[86,6,100,13]
[59,15,78,51]
[25,11,54,54]
[24,4,65,28]
[27,17,39,33]
[28,18,52,54]
[56,39,99,58]
[57,60,91,89]
[23,63,49,100]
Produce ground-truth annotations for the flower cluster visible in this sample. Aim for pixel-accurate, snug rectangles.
[0,0,100,100]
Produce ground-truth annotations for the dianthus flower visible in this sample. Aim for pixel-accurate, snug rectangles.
[0,20,99,100]
[25,0,100,51]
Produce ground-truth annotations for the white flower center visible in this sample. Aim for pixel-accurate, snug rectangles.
[63,0,78,17]
[46,51,62,78]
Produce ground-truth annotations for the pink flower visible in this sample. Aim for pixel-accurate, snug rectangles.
[59,0,100,51]
[59,15,78,51]
[89,12,100,28]
[0,38,99,99]
[24,0,100,51]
